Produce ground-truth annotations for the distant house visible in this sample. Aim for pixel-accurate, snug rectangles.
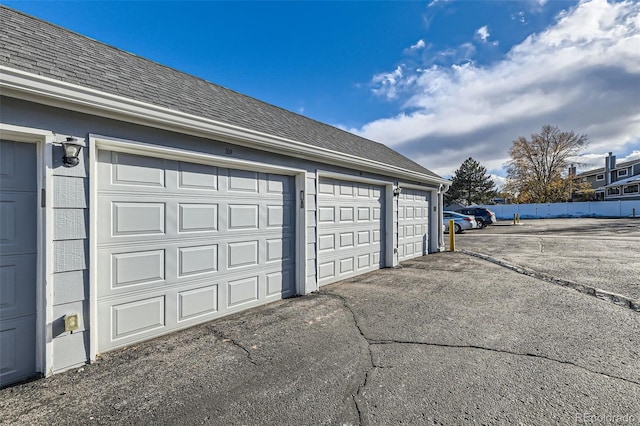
[0,6,450,387]
[575,152,640,201]
[444,202,467,211]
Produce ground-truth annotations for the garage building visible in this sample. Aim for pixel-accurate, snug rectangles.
[0,6,449,387]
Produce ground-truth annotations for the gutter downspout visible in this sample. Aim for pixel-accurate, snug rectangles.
[438,183,449,251]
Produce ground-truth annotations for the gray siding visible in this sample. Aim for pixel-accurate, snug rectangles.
[51,143,90,372]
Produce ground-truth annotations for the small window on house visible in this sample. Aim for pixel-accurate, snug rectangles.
[596,174,604,181]
[623,184,638,194]
[607,187,620,195]
[618,169,628,177]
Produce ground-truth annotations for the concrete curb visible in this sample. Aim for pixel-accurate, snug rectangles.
[460,249,640,313]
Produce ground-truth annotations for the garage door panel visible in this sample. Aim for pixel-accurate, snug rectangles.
[1,193,37,255]
[111,296,165,340]
[99,197,293,244]
[178,285,218,321]
[0,140,37,386]
[227,169,258,192]
[178,162,218,191]
[98,152,296,351]
[398,189,429,261]
[112,201,166,236]
[179,203,219,233]
[0,255,37,320]
[266,269,293,298]
[0,315,36,385]
[98,236,294,298]
[110,152,166,188]
[339,206,354,222]
[112,249,165,289]
[178,244,218,277]
[227,275,259,308]
[317,178,385,286]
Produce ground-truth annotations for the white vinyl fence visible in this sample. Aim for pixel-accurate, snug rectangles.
[478,200,640,220]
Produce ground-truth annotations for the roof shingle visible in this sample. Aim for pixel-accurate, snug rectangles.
[0,6,440,178]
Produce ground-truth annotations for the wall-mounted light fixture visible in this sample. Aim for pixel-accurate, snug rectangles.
[61,137,83,167]
[393,187,402,197]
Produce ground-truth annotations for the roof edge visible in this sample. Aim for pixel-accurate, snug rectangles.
[0,66,449,186]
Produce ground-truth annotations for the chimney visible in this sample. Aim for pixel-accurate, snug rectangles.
[605,152,616,185]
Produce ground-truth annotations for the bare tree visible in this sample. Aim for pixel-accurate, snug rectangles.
[505,125,588,203]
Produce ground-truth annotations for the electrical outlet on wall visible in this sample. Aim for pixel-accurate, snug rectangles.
[64,314,79,333]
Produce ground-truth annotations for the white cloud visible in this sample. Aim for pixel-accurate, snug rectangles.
[490,174,507,190]
[410,39,426,50]
[571,150,640,173]
[476,25,490,42]
[428,0,450,7]
[352,0,640,178]
[620,150,640,163]
[370,65,406,100]
[511,11,527,24]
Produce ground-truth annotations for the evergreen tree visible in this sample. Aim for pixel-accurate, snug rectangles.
[445,157,497,206]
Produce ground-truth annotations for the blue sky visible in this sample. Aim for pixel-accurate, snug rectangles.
[3,0,640,185]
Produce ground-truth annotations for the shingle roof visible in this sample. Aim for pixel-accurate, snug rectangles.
[0,6,440,179]
[577,158,640,177]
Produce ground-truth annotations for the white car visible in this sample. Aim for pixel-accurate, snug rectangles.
[443,211,478,233]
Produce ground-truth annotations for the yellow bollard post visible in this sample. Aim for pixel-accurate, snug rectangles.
[449,219,455,252]
[513,213,517,225]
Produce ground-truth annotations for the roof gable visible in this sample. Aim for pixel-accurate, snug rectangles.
[0,6,440,179]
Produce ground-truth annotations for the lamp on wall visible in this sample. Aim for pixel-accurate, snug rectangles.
[61,137,83,167]
[393,187,402,197]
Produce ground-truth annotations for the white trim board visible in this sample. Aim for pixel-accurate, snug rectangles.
[1,66,450,186]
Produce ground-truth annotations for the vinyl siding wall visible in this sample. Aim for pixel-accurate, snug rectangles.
[2,95,439,370]
[51,144,90,372]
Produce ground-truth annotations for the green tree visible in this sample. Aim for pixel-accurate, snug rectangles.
[445,157,497,206]
[505,125,588,203]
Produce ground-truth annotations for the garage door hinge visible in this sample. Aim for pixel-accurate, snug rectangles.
[41,188,46,208]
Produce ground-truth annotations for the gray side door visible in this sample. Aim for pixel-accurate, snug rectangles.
[96,151,295,352]
[398,189,429,261]
[0,140,37,387]
[316,177,385,286]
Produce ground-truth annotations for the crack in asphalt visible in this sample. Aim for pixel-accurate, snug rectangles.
[320,292,373,426]
[210,329,258,366]
[369,339,640,388]
[320,290,640,425]
[460,249,640,312]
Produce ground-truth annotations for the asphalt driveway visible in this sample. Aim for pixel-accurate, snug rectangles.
[454,218,640,303]
[2,251,639,425]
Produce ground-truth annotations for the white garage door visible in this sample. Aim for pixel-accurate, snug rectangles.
[317,177,385,286]
[97,151,295,352]
[398,188,429,261]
